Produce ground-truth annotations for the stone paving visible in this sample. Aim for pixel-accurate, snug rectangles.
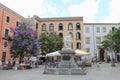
[0,63,120,80]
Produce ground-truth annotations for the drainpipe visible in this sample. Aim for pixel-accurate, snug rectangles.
[93,24,96,56]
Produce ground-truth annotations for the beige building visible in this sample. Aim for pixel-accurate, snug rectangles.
[33,15,84,50]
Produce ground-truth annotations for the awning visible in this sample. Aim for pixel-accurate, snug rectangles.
[74,50,91,56]
[46,51,61,57]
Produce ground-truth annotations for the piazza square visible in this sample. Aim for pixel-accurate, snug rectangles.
[0,1,120,80]
[0,63,120,80]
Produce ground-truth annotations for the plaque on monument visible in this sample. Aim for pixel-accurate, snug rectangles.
[62,55,71,61]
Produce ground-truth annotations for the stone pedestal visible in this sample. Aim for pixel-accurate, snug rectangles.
[58,48,77,68]
[43,48,87,75]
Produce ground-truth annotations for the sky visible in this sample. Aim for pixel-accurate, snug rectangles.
[0,0,120,23]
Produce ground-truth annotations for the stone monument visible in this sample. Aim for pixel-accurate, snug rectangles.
[43,32,87,75]
[58,32,76,69]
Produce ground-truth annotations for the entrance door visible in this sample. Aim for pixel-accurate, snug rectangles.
[117,54,120,62]
[99,48,105,61]
[2,52,6,62]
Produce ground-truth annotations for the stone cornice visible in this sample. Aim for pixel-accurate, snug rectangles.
[84,23,118,25]
[33,15,83,22]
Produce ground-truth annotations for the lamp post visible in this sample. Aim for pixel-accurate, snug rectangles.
[109,40,115,67]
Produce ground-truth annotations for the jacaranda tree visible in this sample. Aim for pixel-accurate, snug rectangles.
[10,22,40,63]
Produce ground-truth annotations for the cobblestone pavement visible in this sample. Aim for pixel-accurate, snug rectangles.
[0,63,120,80]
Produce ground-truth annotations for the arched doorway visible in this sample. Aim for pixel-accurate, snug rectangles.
[99,48,105,61]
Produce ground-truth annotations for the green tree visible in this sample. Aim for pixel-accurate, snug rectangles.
[39,31,63,55]
[102,27,120,62]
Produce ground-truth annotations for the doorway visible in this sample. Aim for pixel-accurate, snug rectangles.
[2,52,6,63]
[99,48,105,61]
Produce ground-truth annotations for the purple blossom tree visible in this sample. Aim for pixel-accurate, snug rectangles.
[10,22,40,63]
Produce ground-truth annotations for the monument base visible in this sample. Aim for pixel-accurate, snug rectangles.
[43,68,87,75]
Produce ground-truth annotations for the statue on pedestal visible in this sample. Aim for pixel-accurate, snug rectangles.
[63,32,72,49]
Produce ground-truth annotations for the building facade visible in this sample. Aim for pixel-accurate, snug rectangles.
[84,23,119,61]
[0,3,24,62]
[1,3,120,63]
[33,15,84,50]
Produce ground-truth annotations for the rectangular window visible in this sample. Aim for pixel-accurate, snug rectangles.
[77,43,81,49]
[3,41,8,48]
[86,48,90,52]
[5,29,9,37]
[36,23,38,29]
[103,27,106,32]
[16,21,19,26]
[85,37,90,44]
[6,16,10,23]
[96,37,101,44]
[96,27,100,33]
[71,43,73,49]
[85,27,89,33]
[112,27,115,31]
[102,36,105,40]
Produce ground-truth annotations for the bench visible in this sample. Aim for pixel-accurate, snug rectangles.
[18,64,32,70]
[3,64,13,70]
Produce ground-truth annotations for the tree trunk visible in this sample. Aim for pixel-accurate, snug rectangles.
[19,53,24,64]
[115,53,117,62]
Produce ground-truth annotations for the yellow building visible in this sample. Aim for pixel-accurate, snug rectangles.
[33,15,84,50]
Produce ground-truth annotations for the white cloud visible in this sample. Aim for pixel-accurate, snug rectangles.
[68,0,100,22]
[46,3,59,16]
[63,0,70,3]
[99,0,120,23]
[0,0,47,18]
[0,0,60,18]
[61,10,66,16]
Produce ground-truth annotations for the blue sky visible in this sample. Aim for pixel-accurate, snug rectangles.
[0,0,120,23]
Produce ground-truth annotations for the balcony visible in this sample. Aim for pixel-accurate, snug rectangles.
[2,35,12,41]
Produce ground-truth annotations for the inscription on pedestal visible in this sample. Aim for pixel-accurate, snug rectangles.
[62,55,71,61]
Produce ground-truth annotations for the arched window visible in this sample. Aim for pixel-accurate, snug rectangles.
[76,23,80,30]
[69,32,73,38]
[76,42,81,49]
[76,32,81,40]
[58,23,63,31]
[49,23,54,31]
[59,33,63,38]
[68,23,73,30]
[42,24,46,31]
